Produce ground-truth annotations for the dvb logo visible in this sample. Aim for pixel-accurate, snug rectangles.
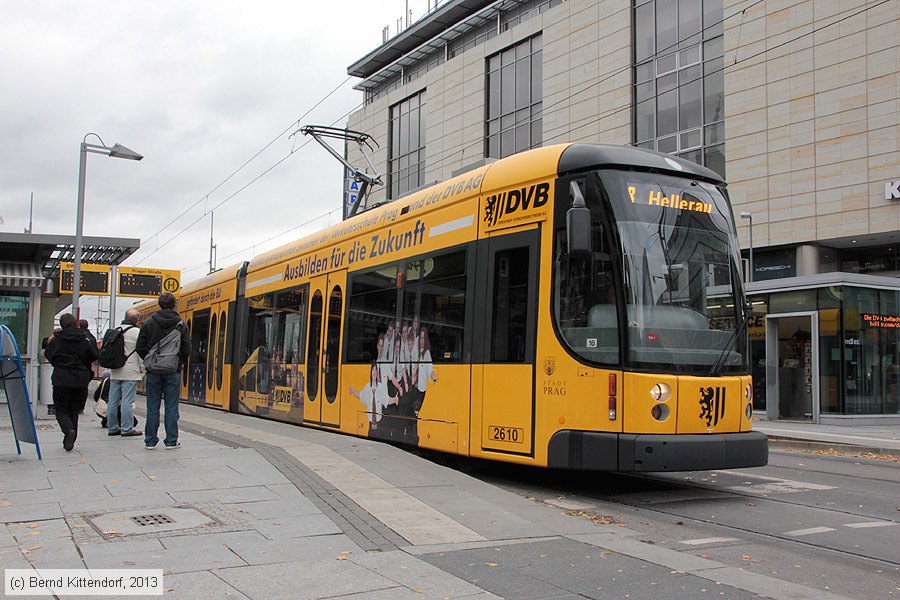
[484,182,550,227]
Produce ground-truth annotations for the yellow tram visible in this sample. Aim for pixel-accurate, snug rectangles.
[177,264,246,412]
[173,144,767,471]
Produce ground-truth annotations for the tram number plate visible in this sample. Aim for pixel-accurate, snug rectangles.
[488,426,524,443]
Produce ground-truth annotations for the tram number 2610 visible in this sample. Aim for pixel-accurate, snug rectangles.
[488,426,524,443]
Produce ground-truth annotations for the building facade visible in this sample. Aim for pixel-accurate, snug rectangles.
[345,0,899,422]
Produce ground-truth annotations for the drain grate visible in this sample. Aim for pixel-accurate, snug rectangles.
[130,514,175,527]
[82,506,221,538]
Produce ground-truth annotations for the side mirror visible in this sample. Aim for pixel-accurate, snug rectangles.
[566,180,592,255]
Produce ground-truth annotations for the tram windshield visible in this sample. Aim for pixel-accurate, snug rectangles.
[553,169,747,375]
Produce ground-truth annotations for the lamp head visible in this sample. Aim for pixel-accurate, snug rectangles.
[740,211,751,219]
[108,143,143,161]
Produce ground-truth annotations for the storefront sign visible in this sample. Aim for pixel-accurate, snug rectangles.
[862,313,900,329]
[885,180,900,201]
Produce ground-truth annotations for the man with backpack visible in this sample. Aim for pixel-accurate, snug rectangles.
[100,308,144,438]
[136,292,190,449]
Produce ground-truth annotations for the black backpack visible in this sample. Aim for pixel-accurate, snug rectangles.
[99,325,136,369]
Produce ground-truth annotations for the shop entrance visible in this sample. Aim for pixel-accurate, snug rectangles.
[766,312,819,422]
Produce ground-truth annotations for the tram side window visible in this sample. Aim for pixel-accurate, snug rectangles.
[346,266,400,363]
[245,295,274,393]
[403,250,467,363]
[491,247,531,362]
[191,310,210,368]
[245,287,306,393]
[553,221,619,364]
[246,295,274,362]
[274,287,307,365]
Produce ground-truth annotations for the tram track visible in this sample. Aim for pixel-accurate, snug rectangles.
[598,472,900,569]
[455,455,899,571]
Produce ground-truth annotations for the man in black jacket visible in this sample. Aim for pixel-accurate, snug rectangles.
[136,292,190,449]
[45,313,100,451]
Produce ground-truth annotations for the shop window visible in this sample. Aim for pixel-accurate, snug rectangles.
[747,295,767,411]
[0,292,29,354]
[844,287,883,415]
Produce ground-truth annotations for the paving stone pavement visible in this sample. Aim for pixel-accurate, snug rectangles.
[0,401,858,600]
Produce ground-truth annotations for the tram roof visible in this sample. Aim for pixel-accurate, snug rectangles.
[179,262,247,296]
[246,143,726,274]
[558,144,725,185]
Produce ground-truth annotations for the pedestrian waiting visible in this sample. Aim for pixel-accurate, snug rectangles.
[136,292,190,450]
[100,308,144,438]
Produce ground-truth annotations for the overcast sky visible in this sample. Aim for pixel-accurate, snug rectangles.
[0,1,432,328]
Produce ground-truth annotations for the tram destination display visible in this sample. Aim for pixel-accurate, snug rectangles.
[119,272,162,296]
[59,263,109,295]
[117,267,181,298]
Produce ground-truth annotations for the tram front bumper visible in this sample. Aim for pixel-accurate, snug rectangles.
[547,430,768,472]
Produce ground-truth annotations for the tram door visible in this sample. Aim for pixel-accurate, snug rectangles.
[477,230,539,456]
[187,310,210,405]
[205,300,230,410]
[304,271,346,427]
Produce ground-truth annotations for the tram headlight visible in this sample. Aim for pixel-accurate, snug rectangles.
[651,403,670,421]
[745,402,753,420]
[745,383,753,401]
[649,383,671,402]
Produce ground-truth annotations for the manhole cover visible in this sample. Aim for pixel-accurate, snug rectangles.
[131,514,176,527]
[85,506,217,537]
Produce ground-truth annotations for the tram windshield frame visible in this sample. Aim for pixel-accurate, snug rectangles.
[552,168,748,375]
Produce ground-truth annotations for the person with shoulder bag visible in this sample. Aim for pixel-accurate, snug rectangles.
[136,292,190,449]
[45,313,100,451]
[101,308,144,438]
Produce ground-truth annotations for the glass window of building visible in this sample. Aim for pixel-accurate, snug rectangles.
[0,292,29,354]
[841,245,899,276]
[389,91,426,199]
[633,0,724,176]
[486,35,543,159]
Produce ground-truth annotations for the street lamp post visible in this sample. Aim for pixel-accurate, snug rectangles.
[740,211,753,283]
[72,134,143,319]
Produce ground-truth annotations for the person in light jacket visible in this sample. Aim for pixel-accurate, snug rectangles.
[107,308,144,438]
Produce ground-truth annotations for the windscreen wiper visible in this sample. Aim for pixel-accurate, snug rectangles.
[709,301,751,377]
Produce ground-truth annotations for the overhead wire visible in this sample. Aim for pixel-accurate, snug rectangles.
[179,205,343,275]
[144,98,365,270]
[131,75,354,262]
[134,96,364,267]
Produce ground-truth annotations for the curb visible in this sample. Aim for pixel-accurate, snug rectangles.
[767,436,900,458]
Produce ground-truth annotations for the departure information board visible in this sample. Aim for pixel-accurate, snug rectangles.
[117,267,180,298]
[59,263,109,295]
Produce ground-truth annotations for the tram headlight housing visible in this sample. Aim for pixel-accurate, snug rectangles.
[744,383,753,421]
[650,403,670,422]
[649,383,671,402]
